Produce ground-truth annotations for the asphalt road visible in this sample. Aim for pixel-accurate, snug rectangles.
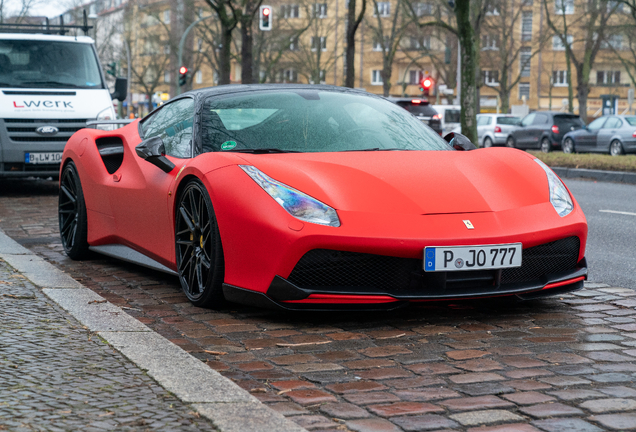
[564,178,636,290]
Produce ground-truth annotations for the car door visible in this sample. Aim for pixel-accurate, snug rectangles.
[596,117,621,152]
[109,97,195,265]
[577,117,606,152]
[530,113,549,149]
[515,113,536,148]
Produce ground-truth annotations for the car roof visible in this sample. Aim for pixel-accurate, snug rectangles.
[183,84,379,100]
[386,96,432,104]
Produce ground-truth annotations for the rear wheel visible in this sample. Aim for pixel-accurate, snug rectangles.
[562,138,575,154]
[59,162,89,260]
[540,137,551,153]
[483,137,493,148]
[175,180,226,308]
[610,140,624,156]
[506,136,515,148]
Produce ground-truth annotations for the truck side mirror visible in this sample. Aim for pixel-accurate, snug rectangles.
[135,136,175,173]
[111,77,128,102]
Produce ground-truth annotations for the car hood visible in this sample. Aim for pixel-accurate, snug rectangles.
[235,148,548,215]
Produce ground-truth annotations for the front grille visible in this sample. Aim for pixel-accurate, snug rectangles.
[4,119,88,124]
[2,118,88,143]
[286,237,581,297]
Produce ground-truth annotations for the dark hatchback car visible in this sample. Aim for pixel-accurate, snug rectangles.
[388,97,443,136]
[506,111,584,152]
[562,115,636,156]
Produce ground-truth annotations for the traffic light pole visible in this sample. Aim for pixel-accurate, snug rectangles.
[177,15,214,96]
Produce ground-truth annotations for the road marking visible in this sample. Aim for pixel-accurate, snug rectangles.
[600,209,636,217]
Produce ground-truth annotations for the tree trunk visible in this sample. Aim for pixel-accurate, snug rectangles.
[382,65,391,97]
[240,17,253,84]
[219,25,233,84]
[455,0,478,144]
[577,66,589,123]
[345,0,357,88]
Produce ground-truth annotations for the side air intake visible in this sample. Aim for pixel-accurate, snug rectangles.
[95,137,124,174]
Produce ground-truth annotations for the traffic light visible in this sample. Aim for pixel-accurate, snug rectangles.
[107,61,117,77]
[420,76,434,97]
[178,66,188,87]
[259,5,272,31]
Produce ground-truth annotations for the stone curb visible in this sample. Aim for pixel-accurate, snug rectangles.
[0,228,307,432]
[551,167,636,184]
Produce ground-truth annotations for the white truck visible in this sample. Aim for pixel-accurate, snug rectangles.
[0,21,126,178]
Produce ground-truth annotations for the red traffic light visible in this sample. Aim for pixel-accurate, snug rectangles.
[179,66,188,75]
[262,7,271,16]
[422,78,433,89]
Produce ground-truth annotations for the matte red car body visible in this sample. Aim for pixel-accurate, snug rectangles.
[62,116,587,308]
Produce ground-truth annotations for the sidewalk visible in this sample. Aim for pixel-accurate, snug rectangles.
[0,229,306,432]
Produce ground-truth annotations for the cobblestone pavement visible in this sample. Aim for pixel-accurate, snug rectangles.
[0,258,217,431]
[2,179,636,432]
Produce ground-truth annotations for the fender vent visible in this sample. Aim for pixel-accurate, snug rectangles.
[96,137,124,174]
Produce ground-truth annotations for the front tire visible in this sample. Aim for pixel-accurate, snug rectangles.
[483,137,493,148]
[506,136,515,148]
[562,138,575,154]
[59,162,89,260]
[175,180,226,308]
[610,140,624,156]
[540,137,551,153]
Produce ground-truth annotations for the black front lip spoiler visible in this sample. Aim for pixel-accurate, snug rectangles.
[222,259,588,311]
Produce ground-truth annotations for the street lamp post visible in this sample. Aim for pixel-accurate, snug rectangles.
[177,15,215,95]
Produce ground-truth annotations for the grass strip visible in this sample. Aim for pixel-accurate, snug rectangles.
[529,150,636,173]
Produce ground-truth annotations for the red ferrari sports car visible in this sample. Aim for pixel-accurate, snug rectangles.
[59,85,587,310]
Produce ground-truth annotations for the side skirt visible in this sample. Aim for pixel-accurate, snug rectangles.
[89,244,177,276]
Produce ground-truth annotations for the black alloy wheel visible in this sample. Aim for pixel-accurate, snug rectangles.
[175,180,225,308]
[58,162,89,260]
[506,136,515,148]
[540,137,551,153]
[610,140,624,156]
[562,138,575,154]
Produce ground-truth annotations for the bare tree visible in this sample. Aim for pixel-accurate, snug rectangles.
[202,0,239,84]
[345,0,367,87]
[1,0,40,23]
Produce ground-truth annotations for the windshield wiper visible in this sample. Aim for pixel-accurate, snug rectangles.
[0,82,25,88]
[340,148,410,152]
[19,81,82,88]
[228,148,301,153]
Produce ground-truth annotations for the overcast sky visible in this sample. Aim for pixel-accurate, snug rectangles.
[6,0,75,18]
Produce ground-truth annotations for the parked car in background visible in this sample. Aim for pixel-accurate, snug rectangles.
[388,98,443,135]
[477,114,521,147]
[432,105,461,136]
[506,111,584,152]
[562,115,636,156]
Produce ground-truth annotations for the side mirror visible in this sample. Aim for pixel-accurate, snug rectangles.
[111,77,128,102]
[443,132,477,151]
[135,136,175,173]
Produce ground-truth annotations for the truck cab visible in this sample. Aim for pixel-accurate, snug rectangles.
[0,25,125,178]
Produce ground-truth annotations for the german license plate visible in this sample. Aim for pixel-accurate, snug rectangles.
[25,152,62,164]
[424,243,522,272]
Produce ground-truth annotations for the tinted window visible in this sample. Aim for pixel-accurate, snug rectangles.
[587,117,606,131]
[202,91,451,153]
[444,109,461,123]
[141,98,194,158]
[521,113,535,127]
[395,101,437,117]
[554,114,584,128]
[533,113,548,125]
[497,116,521,125]
[625,117,636,126]
[603,117,621,129]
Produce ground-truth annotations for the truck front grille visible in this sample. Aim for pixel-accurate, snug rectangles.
[3,118,88,144]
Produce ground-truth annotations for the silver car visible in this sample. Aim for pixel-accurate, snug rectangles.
[562,115,636,156]
[477,114,521,147]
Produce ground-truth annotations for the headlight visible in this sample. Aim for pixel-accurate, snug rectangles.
[534,159,573,217]
[240,165,340,227]
[96,107,115,131]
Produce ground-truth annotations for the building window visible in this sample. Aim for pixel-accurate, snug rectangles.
[518,83,530,100]
[597,70,621,85]
[163,10,170,24]
[374,2,390,17]
[373,36,389,51]
[311,36,327,51]
[371,70,383,85]
[483,70,499,86]
[289,36,299,51]
[552,35,573,51]
[607,1,624,12]
[283,69,297,83]
[413,2,433,17]
[555,0,574,14]
[409,36,430,50]
[319,69,326,84]
[409,70,424,85]
[281,4,300,18]
[197,38,203,52]
[482,34,499,50]
[519,47,531,77]
[164,44,170,54]
[164,71,170,83]
[313,3,327,18]
[485,3,499,15]
[601,34,623,50]
[552,70,568,86]
[521,11,533,41]
[194,70,202,84]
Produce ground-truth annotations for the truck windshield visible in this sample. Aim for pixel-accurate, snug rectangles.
[0,40,104,89]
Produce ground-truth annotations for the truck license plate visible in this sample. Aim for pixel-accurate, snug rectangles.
[25,152,62,164]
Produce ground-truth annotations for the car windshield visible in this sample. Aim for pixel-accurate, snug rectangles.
[0,40,103,89]
[202,90,452,153]
[497,117,521,125]
[625,117,636,126]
